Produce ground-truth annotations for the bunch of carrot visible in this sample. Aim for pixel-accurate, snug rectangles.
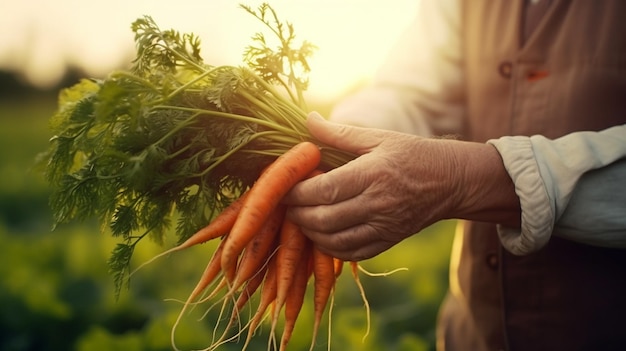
[133,141,369,351]
[40,5,382,350]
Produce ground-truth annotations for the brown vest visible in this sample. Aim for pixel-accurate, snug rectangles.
[439,1,626,351]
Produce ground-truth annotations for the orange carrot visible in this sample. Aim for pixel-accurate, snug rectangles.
[310,245,336,351]
[221,141,321,277]
[174,192,247,249]
[130,193,246,276]
[242,257,279,351]
[333,258,344,278]
[228,205,285,293]
[185,237,228,304]
[279,240,312,351]
[271,218,309,330]
[208,264,270,351]
[233,264,268,320]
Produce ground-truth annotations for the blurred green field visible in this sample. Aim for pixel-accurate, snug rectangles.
[0,94,454,351]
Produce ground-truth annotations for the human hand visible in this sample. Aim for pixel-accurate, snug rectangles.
[282,113,459,260]
[283,112,520,261]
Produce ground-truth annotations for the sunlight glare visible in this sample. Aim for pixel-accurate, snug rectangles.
[0,0,419,100]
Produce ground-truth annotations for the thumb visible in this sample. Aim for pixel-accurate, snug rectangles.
[307,111,384,155]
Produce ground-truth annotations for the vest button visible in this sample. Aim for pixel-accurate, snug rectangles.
[486,253,499,269]
[498,62,513,78]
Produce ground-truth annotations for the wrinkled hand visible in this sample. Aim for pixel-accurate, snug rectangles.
[283,112,467,261]
[283,112,520,261]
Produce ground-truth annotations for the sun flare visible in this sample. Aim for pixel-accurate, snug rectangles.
[0,0,419,101]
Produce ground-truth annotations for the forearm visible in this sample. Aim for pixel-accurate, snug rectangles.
[283,115,521,261]
[447,141,521,227]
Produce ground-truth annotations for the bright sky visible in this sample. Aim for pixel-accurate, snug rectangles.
[0,0,419,100]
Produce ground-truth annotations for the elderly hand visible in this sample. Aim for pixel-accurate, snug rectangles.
[282,112,520,261]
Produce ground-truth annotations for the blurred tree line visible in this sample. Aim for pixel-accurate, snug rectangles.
[0,66,90,98]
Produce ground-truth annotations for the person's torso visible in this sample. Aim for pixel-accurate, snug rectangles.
[450,1,626,350]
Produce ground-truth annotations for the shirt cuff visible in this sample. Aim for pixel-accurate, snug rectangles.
[487,136,554,255]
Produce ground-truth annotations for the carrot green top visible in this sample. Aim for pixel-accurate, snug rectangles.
[39,3,355,297]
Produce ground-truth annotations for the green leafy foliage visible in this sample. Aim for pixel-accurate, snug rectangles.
[131,16,203,76]
[39,4,357,297]
[240,3,317,107]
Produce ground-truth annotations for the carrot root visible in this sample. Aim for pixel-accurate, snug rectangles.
[279,240,312,351]
[350,261,371,342]
[309,245,336,351]
[221,141,321,277]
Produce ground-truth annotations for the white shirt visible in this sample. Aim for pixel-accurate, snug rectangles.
[330,0,626,254]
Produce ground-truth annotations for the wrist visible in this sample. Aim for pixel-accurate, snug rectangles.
[449,141,521,226]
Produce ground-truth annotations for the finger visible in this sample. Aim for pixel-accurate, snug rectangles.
[329,241,396,262]
[283,157,369,206]
[307,111,385,155]
[286,194,374,233]
[302,225,396,262]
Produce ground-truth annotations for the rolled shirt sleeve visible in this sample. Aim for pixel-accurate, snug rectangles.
[488,124,626,255]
